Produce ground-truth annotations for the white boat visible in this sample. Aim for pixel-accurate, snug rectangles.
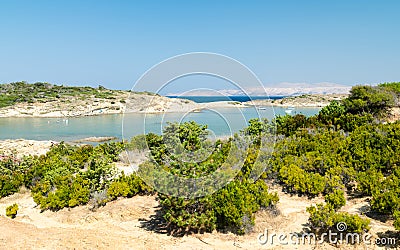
[285,106,295,114]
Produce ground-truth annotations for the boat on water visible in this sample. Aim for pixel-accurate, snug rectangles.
[285,106,295,114]
[257,106,267,110]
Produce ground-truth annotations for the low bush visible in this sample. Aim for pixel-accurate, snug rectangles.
[307,203,370,234]
[213,179,279,234]
[0,156,27,198]
[28,142,121,211]
[6,203,18,219]
[107,172,153,200]
[324,189,346,211]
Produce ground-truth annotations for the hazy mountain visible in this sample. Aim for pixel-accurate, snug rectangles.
[166,82,351,96]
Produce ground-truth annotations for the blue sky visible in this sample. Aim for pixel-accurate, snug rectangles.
[1,0,399,92]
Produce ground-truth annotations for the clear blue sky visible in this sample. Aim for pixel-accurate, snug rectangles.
[1,0,399,91]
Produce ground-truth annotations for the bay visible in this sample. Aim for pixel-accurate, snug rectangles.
[0,106,320,142]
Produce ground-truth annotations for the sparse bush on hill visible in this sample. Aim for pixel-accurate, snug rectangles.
[379,82,400,96]
[0,81,154,108]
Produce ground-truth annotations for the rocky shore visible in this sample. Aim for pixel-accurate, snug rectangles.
[0,92,247,118]
[246,93,348,108]
[0,93,345,118]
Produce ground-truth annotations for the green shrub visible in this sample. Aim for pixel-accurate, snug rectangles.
[370,172,400,214]
[333,212,371,234]
[0,156,27,198]
[324,189,346,211]
[159,195,217,234]
[343,85,395,118]
[107,180,130,199]
[6,203,19,219]
[356,168,384,195]
[393,211,400,230]
[28,142,119,211]
[107,173,153,200]
[278,164,325,196]
[318,101,345,126]
[307,203,370,234]
[378,82,400,95]
[307,203,336,231]
[125,134,148,151]
[145,121,279,235]
[213,180,278,234]
[274,114,310,137]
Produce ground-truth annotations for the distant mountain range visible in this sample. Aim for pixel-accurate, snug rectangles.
[166,82,352,96]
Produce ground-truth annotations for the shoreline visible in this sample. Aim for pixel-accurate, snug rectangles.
[245,93,348,108]
[0,94,344,118]
[0,136,234,158]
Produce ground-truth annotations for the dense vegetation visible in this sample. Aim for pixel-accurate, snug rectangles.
[140,121,279,235]
[0,141,146,211]
[1,82,400,239]
[270,83,400,235]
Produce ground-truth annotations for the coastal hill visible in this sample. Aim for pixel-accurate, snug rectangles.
[0,82,200,117]
[0,82,349,118]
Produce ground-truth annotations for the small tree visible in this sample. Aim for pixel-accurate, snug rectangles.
[318,101,345,126]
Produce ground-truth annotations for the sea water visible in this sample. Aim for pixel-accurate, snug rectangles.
[0,106,320,142]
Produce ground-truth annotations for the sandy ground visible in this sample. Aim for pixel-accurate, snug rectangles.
[0,186,396,250]
[0,139,398,249]
[388,107,400,123]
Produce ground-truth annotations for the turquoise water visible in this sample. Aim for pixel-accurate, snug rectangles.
[0,107,320,142]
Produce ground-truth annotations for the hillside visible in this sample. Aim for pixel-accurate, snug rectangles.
[0,82,249,117]
[0,82,199,117]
